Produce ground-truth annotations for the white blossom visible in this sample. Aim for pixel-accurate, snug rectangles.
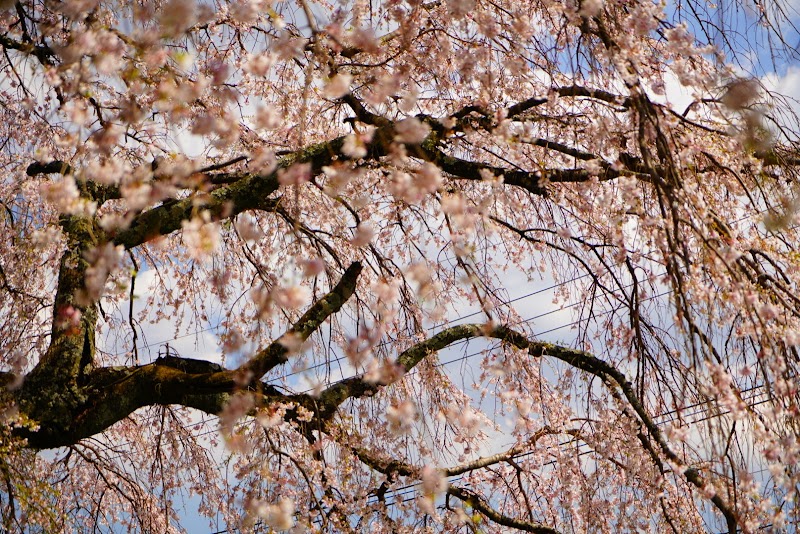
[350,222,375,247]
[272,285,310,309]
[322,73,352,99]
[386,400,417,435]
[260,498,295,530]
[394,117,430,144]
[159,0,196,37]
[181,211,220,259]
[342,134,367,159]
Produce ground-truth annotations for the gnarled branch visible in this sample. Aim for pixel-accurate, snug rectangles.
[447,485,562,534]
[314,323,739,529]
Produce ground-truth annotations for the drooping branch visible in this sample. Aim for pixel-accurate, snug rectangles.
[351,426,560,478]
[317,324,485,417]
[313,323,739,529]
[491,326,741,532]
[348,429,563,534]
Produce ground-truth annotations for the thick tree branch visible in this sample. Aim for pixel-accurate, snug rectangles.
[553,85,631,108]
[506,96,549,119]
[449,85,630,127]
[524,138,598,161]
[0,33,57,66]
[344,94,651,202]
[17,263,361,449]
[26,161,73,176]
[419,139,633,192]
[19,214,100,435]
[418,145,549,195]
[489,326,741,531]
[22,353,325,450]
[27,160,121,203]
[0,372,14,389]
[447,485,562,534]
[443,426,558,476]
[112,171,281,249]
[239,261,362,382]
[338,94,627,195]
[341,94,390,126]
[112,134,360,249]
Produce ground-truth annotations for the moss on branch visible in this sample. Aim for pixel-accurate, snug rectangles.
[18,215,100,438]
[16,263,362,449]
[241,261,362,382]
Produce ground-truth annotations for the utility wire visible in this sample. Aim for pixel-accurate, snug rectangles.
[42,207,795,531]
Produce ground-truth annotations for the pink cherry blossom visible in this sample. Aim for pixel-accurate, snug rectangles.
[2,0,800,532]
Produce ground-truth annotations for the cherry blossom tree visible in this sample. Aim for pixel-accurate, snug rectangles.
[1,0,800,531]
